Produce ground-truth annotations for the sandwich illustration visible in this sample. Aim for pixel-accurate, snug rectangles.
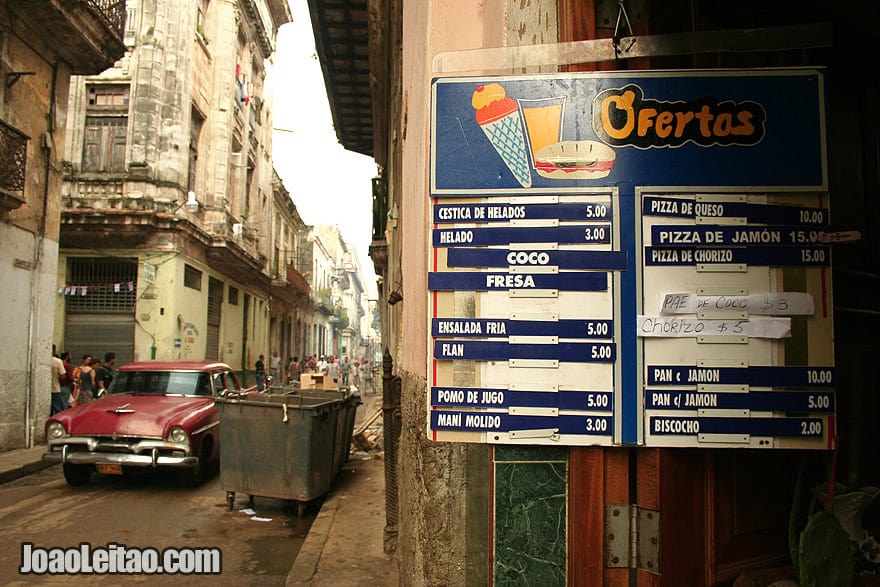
[472,84,532,188]
[533,140,616,179]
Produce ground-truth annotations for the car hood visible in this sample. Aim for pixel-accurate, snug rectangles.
[57,394,214,438]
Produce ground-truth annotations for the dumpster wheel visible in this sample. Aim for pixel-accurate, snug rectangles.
[297,502,306,517]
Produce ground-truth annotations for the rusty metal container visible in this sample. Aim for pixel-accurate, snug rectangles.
[217,390,360,514]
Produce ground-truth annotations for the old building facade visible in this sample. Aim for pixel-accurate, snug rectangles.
[55,0,294,383]
[268,170,310,370]
[0,0,126,449]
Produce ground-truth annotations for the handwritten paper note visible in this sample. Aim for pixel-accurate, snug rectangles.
[659,292,814,315]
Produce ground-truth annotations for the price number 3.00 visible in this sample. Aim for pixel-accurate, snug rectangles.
[585,417,609,433]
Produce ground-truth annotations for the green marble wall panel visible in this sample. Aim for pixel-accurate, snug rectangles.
[494,446,567,586]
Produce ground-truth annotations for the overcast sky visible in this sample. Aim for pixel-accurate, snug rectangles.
[269,0,379,298]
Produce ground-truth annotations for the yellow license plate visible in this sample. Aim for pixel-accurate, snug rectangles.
[96,463,123,475]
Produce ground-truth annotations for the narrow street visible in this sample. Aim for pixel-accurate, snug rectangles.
[0,463,317,585]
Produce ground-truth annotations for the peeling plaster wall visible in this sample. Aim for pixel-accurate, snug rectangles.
[0,15,73,449]
[392,0,560,582]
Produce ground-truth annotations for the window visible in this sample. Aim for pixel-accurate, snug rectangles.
[188,107,204,192]
[82,85,129,173]
[184,264,202,290]
[228,286,239,305]
[87,85,129,107]
[196,0,208,39]
[125,7,137,44]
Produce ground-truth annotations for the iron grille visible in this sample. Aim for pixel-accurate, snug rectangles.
[66,258,138,311]
[0,119,28,196]
[372,175,387,241]
[84,0,127,39]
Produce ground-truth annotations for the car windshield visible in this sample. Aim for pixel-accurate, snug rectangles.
[109,371,213,396]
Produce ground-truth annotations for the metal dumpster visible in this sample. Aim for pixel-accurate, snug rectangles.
[217,390,360,515]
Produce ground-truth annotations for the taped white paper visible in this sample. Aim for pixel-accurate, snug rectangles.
[659,292,814,315]
[638,316,791,339]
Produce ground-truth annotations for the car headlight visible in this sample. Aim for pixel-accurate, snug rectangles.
[167,427,189,445]
[47,421,67,440]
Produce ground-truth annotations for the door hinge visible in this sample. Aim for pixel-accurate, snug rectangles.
[604,504,660,574]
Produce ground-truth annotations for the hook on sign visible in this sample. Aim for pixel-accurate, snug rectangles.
[612,1,637,57]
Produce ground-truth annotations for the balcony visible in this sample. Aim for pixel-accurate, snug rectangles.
[313,289,334,315]
[9,0,127,74]
[286,264,310,297]
[0,120,28,218]
[331,307,350,330]
[270,263,311,305]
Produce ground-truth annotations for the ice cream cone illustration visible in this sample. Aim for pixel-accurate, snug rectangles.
[472,84,532,188]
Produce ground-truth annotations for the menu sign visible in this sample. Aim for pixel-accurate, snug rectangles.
[429,69,833,449]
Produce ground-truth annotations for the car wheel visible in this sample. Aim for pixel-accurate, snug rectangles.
[62,463,92,487]
[179,443,209,488]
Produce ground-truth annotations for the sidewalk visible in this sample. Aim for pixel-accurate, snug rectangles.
[0,444,51,485]
[286,388,398,586]
[286,453,397,586]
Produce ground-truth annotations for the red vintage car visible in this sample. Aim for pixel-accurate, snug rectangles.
[43,361,242,487]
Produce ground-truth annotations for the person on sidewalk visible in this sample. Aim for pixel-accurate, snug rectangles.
[351,359,360,390]
[269,350,282,386]
[361,359,372,394]
[255,354,266,393]
[340,357,351,388]
[287,356,300,385]
[50,345,66,416]
[74,355,97,405]
[58,352,74,409]
[95,352,116,398]
[327,356,340,383]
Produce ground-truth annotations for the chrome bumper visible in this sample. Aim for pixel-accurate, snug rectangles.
[43,438,197,469]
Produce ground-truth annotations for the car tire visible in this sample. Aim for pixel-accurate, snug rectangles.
[179,443,209,488]
[62,463,92,486]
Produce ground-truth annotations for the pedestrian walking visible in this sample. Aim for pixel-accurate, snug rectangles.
[50,345,66,415]
[327,357,340,382]
[269,350,282,386]
[95,352,116,398]
[255,354,266,393]
[287,356,300,385]
[340,357,351,387]
[351,359,360,389]
[362,359,373,393]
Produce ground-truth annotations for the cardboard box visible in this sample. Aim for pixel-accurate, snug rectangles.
[300,373,338,390]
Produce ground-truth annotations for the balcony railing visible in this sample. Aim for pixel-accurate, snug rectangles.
[85,0,126,39]
[286,264,310,297]
[0,120,28,197]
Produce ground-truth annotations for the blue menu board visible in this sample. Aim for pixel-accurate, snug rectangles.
[429,69,834,449]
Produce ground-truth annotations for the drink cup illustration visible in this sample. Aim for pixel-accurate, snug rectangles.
[518,96,566,166]
[472,84,532,188]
